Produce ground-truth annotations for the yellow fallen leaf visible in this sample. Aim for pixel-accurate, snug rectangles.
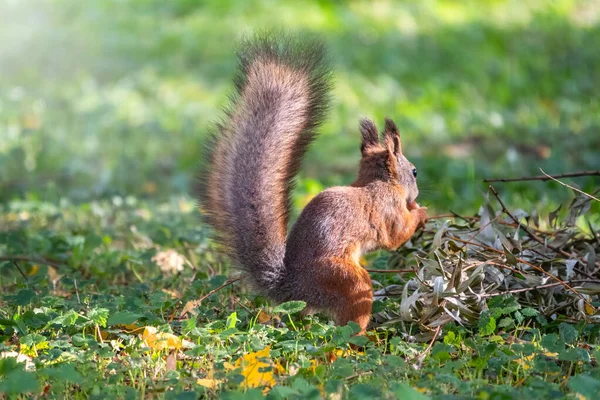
[227,346,276,391]
[308,359,317,375]
[257,310,272,324]
[513,354,535,370]
[273,360,286,375]
[162,288,183,299]
[585,303,596,315]
[197,368,221,389]
[27,264,39,276]
[197,378,222,389]
[142,326,182,351]
[122,324,145,334]
[20,342,50,357]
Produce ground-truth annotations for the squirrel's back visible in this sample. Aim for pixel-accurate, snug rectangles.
[198,33,331,295]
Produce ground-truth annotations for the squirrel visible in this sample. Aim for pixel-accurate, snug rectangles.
[198,33,428,334]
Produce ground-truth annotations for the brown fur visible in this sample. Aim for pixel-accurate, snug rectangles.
[198,34,427,334]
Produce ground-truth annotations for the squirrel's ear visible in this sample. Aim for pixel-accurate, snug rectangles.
[359,118,380,155]
[383,118,402,156]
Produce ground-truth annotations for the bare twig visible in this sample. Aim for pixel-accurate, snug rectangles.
[460,213,502,249]
[366,269,414,274]
[449,236,594,308]
[179,278,240,318]
[74,279,81,304]
[430,213,554,235]
[12,261,28,281]
[484,170,600,183]
[413,325,442,366]
[429,213,475,220]
[0,255,62,269]
[344,370,373,381]
[479,282,564,298]
[480,279,600,298]
[539,168,599,202]
[488,185,599,276]
[489,185,569,256]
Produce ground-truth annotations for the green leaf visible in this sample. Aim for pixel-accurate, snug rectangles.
[14,289,36,306]
[0,357,20,376]
[107,311,143,326]
[568,375,600,399]
[478,313,496,336]
[349,335,370,347]
[226,312,237,329]
[497,317,514,329]
[558,348,590,362]
[20,333,46,346]
[268,386,298,399]
[386,355,406,368]
[88,308,109,328]
[273,301,306,314]
[391,383,429,400]
[43,364,83,384]
[332,325,353,346]
[502,244,518,266]
[50,310,80,327]
[350,384,381,398]
[558,323,578,345]
[0,318,16,326]
[541,334,564,353]
[0,369,40,394]
[521,307,539,317]
[549,204,562,228]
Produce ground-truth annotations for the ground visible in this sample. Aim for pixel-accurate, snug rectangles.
[1,0,599,398]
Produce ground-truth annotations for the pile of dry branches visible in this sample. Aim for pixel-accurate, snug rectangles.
[374,177,599,341]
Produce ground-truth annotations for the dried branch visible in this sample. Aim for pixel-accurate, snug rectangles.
[413,325,442,365]
[480,279,600,298]
[179,278,240,318]
[0,255,62,269]
[366,269,414,274]
[539,168,599,202]
[12,261,28,281]
[488,185,599,276]
[484,170,600,183]
[449,235,593,307]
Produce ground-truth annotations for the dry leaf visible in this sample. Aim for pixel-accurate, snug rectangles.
[257,310,272,324]
[166,350,177,371]
[197,378,222,389]
[226,346,276,391]
[162,288,183,299]
[152,250,186,276]
[142,326,193,351]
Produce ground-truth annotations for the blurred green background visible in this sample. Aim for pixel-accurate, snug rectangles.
[1,0,599,216]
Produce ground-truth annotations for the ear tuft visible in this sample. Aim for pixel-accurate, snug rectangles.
[359,118,380,154]
[383,117,401,155]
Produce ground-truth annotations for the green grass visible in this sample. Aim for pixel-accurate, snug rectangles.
[1,0,600,398]
[1,198,599,399]
[1,0,599,213]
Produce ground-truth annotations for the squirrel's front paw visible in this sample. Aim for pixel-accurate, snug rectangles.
[411,206,428,226]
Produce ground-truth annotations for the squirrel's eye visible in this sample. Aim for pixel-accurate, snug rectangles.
[412,168,417,178]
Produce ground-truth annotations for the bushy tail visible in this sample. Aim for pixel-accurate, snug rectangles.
[197,33,331,296]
